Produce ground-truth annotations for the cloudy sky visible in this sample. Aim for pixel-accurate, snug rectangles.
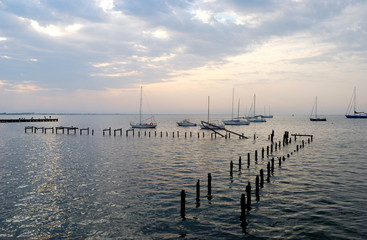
[1,0,366,115]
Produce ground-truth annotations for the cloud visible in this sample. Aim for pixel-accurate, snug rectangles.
[0,0,366,113]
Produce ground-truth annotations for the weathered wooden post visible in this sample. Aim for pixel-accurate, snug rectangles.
[208,173,212,197]
[255,150,258,163]
[260,169,264,188]
[247,153,250,168]
[279,157,281,167]
[181,190,186,218]
[239,156,242,170]
[279,141,281,149]
[246,182,251,210]
[267,162,270,182]
[271,158,274,175]
[196,179,200,203]
[262,147,264,158]
[271,144,273,154]
[267,146,269,156]
[230,161,233,177]
[256,175,260,202]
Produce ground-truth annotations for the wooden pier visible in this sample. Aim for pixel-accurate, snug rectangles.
[0,118,58,123]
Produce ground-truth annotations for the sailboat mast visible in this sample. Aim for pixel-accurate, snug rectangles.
[315,96,318,118]
[354,87,357,113]
[231,88,234,120]
[207,96,210,122]
[238,99,240,119]
[254,94,256,117]
[139,86,143,124]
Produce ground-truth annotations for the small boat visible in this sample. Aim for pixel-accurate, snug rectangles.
[130,86,157,128]
[177,119,197,127]
[245,94,266,122]
[310,96,326,121]
[247,115,266,122]
[262,106,273,118]
[346,87,367,118]
[223,89,249,125]
[200,96,225,130]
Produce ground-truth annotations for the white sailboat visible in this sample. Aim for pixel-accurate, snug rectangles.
[245,94,266,122]
[223,89,249,125]
[310,96,326,121]
[130,86,157,128]
[200,96,225,130]
[262,105,273,118]
[346,87,367,118]
[177,119,197,126]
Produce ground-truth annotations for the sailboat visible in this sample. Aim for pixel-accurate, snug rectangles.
[310,96,326,121]
[245,94,266,122]
[262,105,273,118]
[200,96,225,129]
[346,87,367,118]
[130,86,157,128]
[223,89,249,125]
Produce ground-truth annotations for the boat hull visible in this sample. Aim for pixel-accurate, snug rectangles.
[345,114,367,118]
[310,118,327,121]
[223,120,249,125]
[130,123,157,128]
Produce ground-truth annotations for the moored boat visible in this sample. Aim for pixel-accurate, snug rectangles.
[177,119,197,126]
[346,87,367,118]
[310,96,326,121]
[130,86,157,128]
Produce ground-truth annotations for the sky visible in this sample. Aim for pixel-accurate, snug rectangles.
[0,0,367,115]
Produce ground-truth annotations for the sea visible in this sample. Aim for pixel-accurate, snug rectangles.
[0,114,366,239]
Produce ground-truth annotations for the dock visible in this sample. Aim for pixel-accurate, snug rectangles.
[0,118,58,123]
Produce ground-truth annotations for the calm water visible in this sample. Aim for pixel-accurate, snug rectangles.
[0,114,366,239]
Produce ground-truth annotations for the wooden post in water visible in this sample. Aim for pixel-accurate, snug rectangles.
[260,169,264,188]
[246,182,251,210]
[247,153,250,168]
[208,173,212,198]
[239,156,242,171]
[267,146,269,156]
[279,141,281,150]
[262,147,264,158]
[267,162,270,182]
[181,190,186,218]
[230,161,233,177]
[256,175,260,202]
[271,158,274,175]
[279,157,282,167]
[271,144,273,154]
[255,150,258,163]
[196,179,200,204]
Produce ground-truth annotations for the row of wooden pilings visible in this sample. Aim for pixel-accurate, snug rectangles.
[180,131,313,232]
[25,126,247,139]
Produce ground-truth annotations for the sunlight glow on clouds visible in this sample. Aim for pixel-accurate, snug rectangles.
[19,17,82,37]
[191,9,212,24]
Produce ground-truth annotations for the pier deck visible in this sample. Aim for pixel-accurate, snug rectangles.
[0,118,58,123]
